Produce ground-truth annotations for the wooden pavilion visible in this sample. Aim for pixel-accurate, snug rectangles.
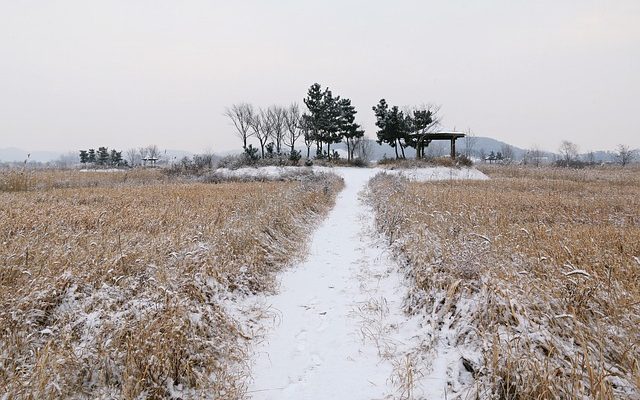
[410,131,466,158]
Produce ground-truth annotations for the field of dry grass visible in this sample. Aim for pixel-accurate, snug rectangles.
[0,170,343,399]
[0,168,169,192]
[368,166,639,398]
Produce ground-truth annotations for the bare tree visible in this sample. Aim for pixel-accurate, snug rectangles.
[501,144,515,164]
[249,109,272,158]
[301,114,313,159]
[559,140,579,165]
[354,137,374,162]
[266,105,286,154]
[461,128,477,158]
[283,103,302,154]
[138,147,148,165]
[478,148,487,163]
[53,152,79,168]
[147,145,160,159]
[125,148,138,167]
[616,144,636,167]
[224,103,255,149]
[524,145,544,167]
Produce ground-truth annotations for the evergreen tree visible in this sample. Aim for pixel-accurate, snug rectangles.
[79,150,88,164]
[97,147,110,165]
[338,98,364,161]
[405,108,435,158]
[320,89,342,157]
[265,142,275,158]
[110,149,123,166]
[303,83,362,160]
[303,83,325,153]
[87,149,96,163]
[373,99,408,159]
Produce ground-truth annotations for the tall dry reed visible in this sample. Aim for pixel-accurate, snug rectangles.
[1,172,343,399]
[368,166,639,398]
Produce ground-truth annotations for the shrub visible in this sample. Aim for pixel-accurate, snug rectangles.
[289,150,302,165]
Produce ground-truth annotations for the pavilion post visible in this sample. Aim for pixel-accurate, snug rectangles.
[450,139,456,158]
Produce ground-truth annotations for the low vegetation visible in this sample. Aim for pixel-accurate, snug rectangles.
[0,168,168,192]
[0,170,343,399]
[376,155,473,169]
[368,166,639,398]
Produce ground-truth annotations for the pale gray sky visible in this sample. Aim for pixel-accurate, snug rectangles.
[1,0,639,153]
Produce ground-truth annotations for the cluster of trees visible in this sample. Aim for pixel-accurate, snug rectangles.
[78,145,169,168]
[225,103,304,161]
[225,83,365,162]
[124,145,162,167]
[302,83,364,161]
[79,147,125,167]
[372,99,440,159]
[556,141,636,167]
[615,144,636,167]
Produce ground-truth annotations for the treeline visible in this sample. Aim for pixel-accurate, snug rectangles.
[226,83,365,162]
[78,145,165,168]
[227,85,452,162]
[79,147,125,167]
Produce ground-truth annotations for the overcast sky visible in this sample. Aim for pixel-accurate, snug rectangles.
[1,0,639,154]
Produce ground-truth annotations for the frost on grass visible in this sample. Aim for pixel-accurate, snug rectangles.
[0,172,343,399]
[368,168,640,399]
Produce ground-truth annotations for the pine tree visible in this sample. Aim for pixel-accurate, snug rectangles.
[373,99,408,159]
[338,98,364,161]
[303,83,326,154]
[88,149,96,163]
[406,109,435,158]
[79,150,88,164]
[320,89,342,157]
[304,83,362,159]
[97,147,110,165]
[110,149,123,166]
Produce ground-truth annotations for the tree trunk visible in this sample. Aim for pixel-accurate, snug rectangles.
[400,142,406,159]
[394,140,399,159]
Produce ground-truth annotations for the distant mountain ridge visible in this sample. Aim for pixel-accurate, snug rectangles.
[0,147,62,163]
[0,148,193,163]
[1,138,633,164]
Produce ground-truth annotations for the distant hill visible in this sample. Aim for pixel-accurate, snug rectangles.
[0,148,194,163]
[351,136,627,163]
[2,140,634,164]
[0,147,62,163]
[347,136,549,162]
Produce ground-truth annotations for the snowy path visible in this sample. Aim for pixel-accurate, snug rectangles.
[246,167,483,399]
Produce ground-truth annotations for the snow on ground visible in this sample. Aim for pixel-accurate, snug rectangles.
[236,166,487,399]
[214,165,488,182]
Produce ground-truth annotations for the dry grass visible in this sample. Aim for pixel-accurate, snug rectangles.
[0,168,168,192]
[377,156,473,169]
[368,166,640,399]
[0,171,343,399]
